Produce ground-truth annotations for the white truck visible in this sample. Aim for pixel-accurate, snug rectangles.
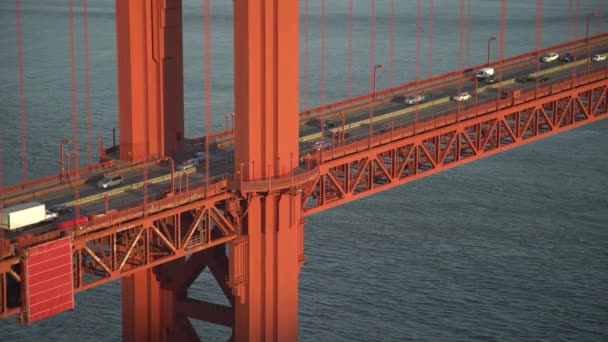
[0,202,58,231]
[475,67,495,80]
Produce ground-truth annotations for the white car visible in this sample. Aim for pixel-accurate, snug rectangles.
[313,141,331,151]
[452,92,471,102]
[592,54,607,62]
[404,94,426,105]
[541,52,559,63]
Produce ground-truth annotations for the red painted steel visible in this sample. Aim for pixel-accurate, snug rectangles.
[302,71,608,215]
[21,237,74,325]
[232,1,302,340]
[58,217,89,232]
[429,0,435,77]
[3,1,608,338]
[115,0,184,162]
[84,0,93,166]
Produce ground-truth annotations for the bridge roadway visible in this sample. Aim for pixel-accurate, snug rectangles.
[2,37,607,240]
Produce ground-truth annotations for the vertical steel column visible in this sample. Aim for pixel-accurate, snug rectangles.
[115,0,184,162]
[232,0,301,341]
[122,267,174,342]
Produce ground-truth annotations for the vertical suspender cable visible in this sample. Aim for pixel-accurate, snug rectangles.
[203,0,211,186]
[320,0,326,136]
[575,0,580,39]
[84,0,93,165]
[69,0,78,155]
[389,0,395,88]
[568,0,573,41]
[369,0,375,147]
[428,0,434,78]
[304,0,310,110]
[16,0,28,182]
[415,0,421,81]
[458,0,465,71]
[536,0,543,93]
[467,0,472,68]
[69,0,80,219]
[599,0,603,33]
[321,0,326,108]
[348,0,353,98]
[499,0,507,88]
[500,0,506,62]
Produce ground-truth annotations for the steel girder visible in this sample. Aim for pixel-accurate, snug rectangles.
[302,73,608,215]
[0,191,240,328]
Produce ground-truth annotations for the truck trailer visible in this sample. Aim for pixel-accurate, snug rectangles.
[0,202,58,231]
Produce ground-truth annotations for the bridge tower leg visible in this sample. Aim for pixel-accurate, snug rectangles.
[231,0,303,341]
[115,0,185,162]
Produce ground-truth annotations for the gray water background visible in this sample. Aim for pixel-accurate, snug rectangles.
[0,0,607,340]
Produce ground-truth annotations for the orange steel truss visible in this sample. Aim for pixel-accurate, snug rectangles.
[3,4,608,338]
[302,70,608,215]
[0,188,241,338]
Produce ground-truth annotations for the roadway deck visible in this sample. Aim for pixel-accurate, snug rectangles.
[2,36,608,240]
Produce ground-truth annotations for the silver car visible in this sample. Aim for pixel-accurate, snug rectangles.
[97,175,124,189]
[404,94,425,105]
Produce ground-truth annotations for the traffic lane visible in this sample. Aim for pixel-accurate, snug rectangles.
[299,43,608,139]
[298,37,608,133]
[324,61,607,147]
[1,161,174,208]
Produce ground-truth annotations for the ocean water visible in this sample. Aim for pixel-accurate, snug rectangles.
[0,0,607,341]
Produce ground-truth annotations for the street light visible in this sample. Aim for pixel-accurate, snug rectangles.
[586,12,597,42]
[487,36,497,66]
[158,156,175,194]
[373,64,384,99]
[60,138,72,179]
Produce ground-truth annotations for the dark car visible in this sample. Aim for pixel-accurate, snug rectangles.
[49,204,73,215]
[559,53,574,62]
[516,75,535,83]
[319,119,337,129]
[483,74,499,84]
[538,75,550,82]
[516,75,549,83]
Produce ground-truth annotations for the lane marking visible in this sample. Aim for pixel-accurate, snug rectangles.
[299,58,591,143]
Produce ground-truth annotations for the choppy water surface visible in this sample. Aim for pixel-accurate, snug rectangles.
[0,0,607,341]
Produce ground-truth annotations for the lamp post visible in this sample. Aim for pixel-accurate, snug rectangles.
[487,36,497,66]
[60,138,72,179]
[373,64,384,99]
[224,114,230,132]
[162,157,175,193]
[586,12,597,42]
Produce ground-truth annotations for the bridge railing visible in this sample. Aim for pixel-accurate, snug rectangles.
[298,33,608,120]
[0,160,117,200]
[313,67,608,162]
[226,168,320,193]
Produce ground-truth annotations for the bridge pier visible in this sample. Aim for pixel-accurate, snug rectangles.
[122,245,234,341]
[231,0,302,341]
[230,194,304,341]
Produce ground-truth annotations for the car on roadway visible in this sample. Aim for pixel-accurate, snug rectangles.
[559,53,574,62]
[177,159,197,171]
[404,94,426,105]
[541,52,559,63]
[452,92,471,102]
[97,174,124,190]
[313,141,332,151]
[516,75,549,83]
[592,53,607,62]
[483,74,499,84]
[319,119,337,129]
[48,204,73,216]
